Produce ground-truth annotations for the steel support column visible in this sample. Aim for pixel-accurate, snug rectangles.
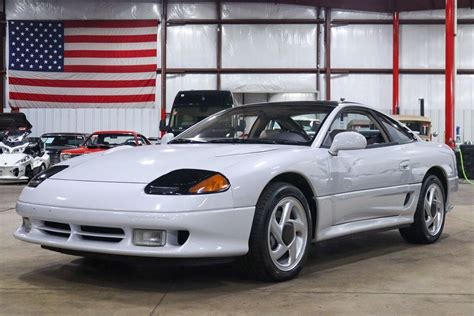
[160,0,168,136]
[445,0,456,147]
[324,8,331,101]
[216,1,222,90]
[392,11,400,115]
[0,10,4,114]
[316,7,321,95]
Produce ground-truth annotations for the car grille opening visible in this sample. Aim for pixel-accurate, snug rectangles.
[178,230,190,246]
[78,225,125,243]
[80,225,124,235]
[39,221,71,238]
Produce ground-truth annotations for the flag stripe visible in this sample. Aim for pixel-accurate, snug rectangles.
[64,34,157,43]
[64,27,157,36]
[64,65,157,73]
[64,57,157,65]
[10,92,155,103]
[64,49,157,58]
[65,42,157,51]
[9,100,156,108]
[64,20,159,28]
[9,77,155,88]
[9,70,155,80]
[10,85,156,96]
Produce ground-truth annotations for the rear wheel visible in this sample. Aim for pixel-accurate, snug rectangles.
[242,182,312,282]
[399,175,446,244]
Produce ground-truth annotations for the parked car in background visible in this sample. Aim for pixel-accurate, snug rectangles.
[392,115,435,142]
[60,130,150,161]
[15,102,458,281]
[160,90,236,136]
[0,113,50,182]
[41,133,88,165]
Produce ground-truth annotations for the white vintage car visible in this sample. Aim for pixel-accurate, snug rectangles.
[14,102,458,281]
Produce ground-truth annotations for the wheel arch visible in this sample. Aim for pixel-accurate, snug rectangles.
[261,172,317,238]
[423,166,448,200]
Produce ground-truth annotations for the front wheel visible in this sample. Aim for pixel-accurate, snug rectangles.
[399,175,446,244]
[242,182,312,282]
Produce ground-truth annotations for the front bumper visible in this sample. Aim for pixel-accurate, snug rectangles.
[0,165,28,183]
[14,201,255,258]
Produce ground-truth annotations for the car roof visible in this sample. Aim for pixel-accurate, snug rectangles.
[239,100,340,108]
[41,132,87,136]
[91,130,138,135]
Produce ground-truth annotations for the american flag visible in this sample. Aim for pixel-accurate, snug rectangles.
[8,20,158,108]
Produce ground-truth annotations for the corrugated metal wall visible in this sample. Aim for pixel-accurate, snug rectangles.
[3,1,474,142]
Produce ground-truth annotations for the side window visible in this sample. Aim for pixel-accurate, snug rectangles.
[323,111,388,148]
[378,115,414,144]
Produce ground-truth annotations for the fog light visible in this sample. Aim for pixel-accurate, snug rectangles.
[133,229,166,247]
[23,217,32,233]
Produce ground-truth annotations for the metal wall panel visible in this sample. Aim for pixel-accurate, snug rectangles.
[332,25,392,68]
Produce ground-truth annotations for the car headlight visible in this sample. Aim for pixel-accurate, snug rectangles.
[15,156,30,164]
[28,165,69,188]
[145,169,230,195]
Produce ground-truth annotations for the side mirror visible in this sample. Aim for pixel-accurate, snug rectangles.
[159,120,168,133]
[432,131,439,138]
[161,133,175,145]
[329,131,367,156]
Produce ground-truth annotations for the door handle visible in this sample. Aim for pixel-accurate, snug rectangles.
[400,160,411,171]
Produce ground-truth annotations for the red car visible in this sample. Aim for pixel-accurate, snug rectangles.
[60,130,151,162]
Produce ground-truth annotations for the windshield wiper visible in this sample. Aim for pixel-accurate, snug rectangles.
[206,138,308,145]
[169,138,207,144]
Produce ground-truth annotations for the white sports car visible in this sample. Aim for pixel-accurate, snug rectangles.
[14,101,458,281]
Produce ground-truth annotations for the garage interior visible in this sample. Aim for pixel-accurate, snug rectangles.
[1,0,473,315]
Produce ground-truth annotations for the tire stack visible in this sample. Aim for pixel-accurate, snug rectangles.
[456,145,474,180]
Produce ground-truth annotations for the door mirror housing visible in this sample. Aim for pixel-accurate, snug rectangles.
[329,131,367,156]
[161,133,175,145]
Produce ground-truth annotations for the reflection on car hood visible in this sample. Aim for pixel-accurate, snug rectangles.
[52,144,283,183]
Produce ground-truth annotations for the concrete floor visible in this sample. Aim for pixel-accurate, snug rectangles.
[0,183,473,315]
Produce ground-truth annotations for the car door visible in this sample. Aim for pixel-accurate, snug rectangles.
[322,108,414,225]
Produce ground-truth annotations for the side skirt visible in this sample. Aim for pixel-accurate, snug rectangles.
[315,215,414,242]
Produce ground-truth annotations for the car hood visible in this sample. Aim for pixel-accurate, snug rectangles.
[0,153,29,166]
[46,146,78,154]
[61,146,106,155]
[52,144,283,183]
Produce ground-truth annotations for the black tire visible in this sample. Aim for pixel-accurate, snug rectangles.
[399,175,446,244]
[25,165,33,180]
[241,182,312,282]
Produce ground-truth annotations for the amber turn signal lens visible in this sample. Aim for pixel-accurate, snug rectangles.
[188,174,230,194]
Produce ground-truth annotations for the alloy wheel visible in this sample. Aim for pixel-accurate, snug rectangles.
[267,196,308,272]
[424,183,445,236]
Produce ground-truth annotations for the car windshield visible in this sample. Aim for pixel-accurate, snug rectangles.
[169,104,231,132]
[171,103,333,146]
[42,135,84,148]
[83,134,136,148]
